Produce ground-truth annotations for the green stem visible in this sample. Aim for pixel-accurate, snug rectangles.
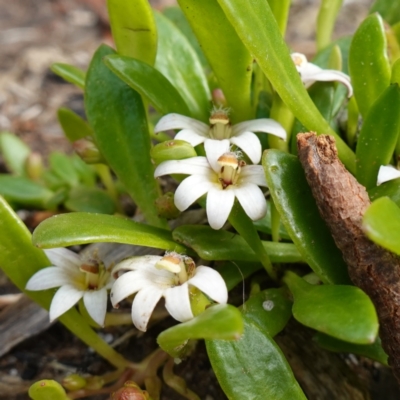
[270,198,281,243]
[229,201,277,280]
[316,0,344,51]
[268,0,291,36]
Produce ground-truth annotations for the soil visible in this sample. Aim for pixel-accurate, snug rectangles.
[2,0,395,399]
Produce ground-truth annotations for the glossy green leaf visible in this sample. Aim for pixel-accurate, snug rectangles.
[104,55,190,116]
[0,131,30,175]
[29,380,68,400]
[158,304,243,357]
[163,7,209,68]
[216,261,262,291]
[0,175,54,208]
[263,150,350,284]
[316,0,344,50]
[173,225,303,264]
[85,44,165,228]
[64,186,115,214]
[242,288,292,337]
[349,13,391,117]
[177,0,252,123]
[107,0,157,65]
[70,155,96,187]
[363,196,400,254]
[150,140,197,165]
[314,333,388,365]
[267,0,291,35]
[253,200,290,239]
[49,152,80,187]
[369,178,400,207]
[207,316,307,400]
[216,0,356,172]
[32,212,186,252]
[50,63,85,89]
[57,108,94,142]
[285,272,379,344]
[356,84,400,189]
[391,58,400,85]
[154,12,210,122]
[370,0,400,25]
[0,197,128,369]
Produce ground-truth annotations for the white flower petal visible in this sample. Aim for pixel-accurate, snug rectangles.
[377,165,400,185]
[111,269,174,306]
[26,267,78,291]
[49,284,84,321]
[240,165,268,187]
[174,174,216,211]
[164,283,194,322]
[206,187,235,230]
[234,183,267,221]
[83,288,108,327]
[175,129,208,147]
[44,248,82,271]
[154,157,211,178]
[303,70,353,97]
[232,119,287,141]
[204,139,230,173]
[154,113,209,135]
[131,286,164,331]
[112,255,163,277]
[188,266,228,304]
[230,131,262,164]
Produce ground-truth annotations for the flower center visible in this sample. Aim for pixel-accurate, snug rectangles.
[156,252,189,285]
[209,109,232,140]
[217,152,244,189]
[80,259,109,290]
[291,53,307,70]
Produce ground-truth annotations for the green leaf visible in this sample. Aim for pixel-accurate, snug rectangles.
[0,175,54,209]
[316,0,344,50]
[267,0,291,35]
[363,196,400,254]
[107,0,157,65]
[154,12,210,122]
[369,178,400,207]
[356,84,400,189]
[104,55,190,116]
[85,44,166,228]
[0,131,31,175]
[216,0,356,172]
[163,7,209,68]
[50,63,85,89]
[32,212,187,252]
[0,197,128,369]
[314,333,388,365]
[173,225,303,264]
[285,272,379,344]
[263,150,350,284]
[29,380,69,400]
[253,200,290,239]
[64,186,115,214]
[242,288,292,337]
[207,316,307,400]
[216,261,262,291]
[349,13,391,117]
[177,0,252,122]
[57,108,94,142]
[370,0,400,26]
[158,304,243,357]
[49,152,80,187]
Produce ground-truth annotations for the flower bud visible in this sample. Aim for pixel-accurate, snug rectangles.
[73,138,103,164]
[155,192,180,219]
[62,373,87,391]
[25,152,43,180]
[111,381,150,400]
[150,140,197,165]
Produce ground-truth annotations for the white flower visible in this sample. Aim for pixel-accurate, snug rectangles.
[291,52,353,98]
[154,108,286,165]
[377,165,400,185]
[110,253,228,332]
[26,248,112,326]
[154,144,268,230]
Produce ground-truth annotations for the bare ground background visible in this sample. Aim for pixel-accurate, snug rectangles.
[3,1,397,399]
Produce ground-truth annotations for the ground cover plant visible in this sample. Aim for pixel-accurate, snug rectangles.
[2,0,400,398]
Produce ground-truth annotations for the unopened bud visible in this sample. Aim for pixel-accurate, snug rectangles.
[84,376,104,390]
[25,152,43,180]
[111,381,150,400]
[62,373,87,391]
[212,89,227,107]
[155,192,180,219]
[150,140,196,165]
[73,138,103,164]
